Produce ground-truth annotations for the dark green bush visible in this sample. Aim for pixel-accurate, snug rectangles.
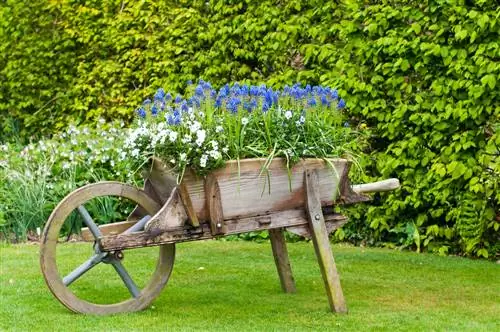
[0,0,498,257]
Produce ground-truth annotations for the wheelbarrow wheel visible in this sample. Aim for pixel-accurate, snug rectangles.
[40,181,175,315]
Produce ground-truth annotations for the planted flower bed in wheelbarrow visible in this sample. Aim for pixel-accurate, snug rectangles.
[40,82,399,315]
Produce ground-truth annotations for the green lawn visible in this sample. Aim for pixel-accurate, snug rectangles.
[0,241,498,331]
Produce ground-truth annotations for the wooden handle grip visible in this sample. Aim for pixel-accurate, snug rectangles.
[352,178,400,194]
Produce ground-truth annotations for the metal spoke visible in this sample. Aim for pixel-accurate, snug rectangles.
[63,253,106,286]
[111,260,140,298]
[124,215,151,234]
[77,205,102,239]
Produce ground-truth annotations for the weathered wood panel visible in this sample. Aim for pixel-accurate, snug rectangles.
[145,188,187,232]
[305,169,347,313]
[178,158,347,221]
[269,228,296,293]
[81,221,137,241]
[205,174,226,234]
[99,210,345,251]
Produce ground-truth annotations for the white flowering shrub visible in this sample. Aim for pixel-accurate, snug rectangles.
[126,81,368,180]
[0,121,137,240]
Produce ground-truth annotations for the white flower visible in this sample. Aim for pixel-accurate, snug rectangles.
[168,131,178,142]
[131,149,140,157]
[189,121,201,133]
[182,134,192,144]
[222,147,229,153]
[196,130,206,146]
[284,110,293,120]
[241,117,249,125]
[200,154,208,168]
[169,159,176,164]
[296,115,306,126]
[215,125,223,133]
[209,150,221,159]
[179,153,187,161]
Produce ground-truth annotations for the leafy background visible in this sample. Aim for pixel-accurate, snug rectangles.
[0,0,498,258]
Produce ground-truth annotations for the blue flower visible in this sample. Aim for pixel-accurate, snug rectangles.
[187,80,193,85]
[137,107,146,118]
[337,98,346,109]
[143,99,152,106]
[165,92,172,101]
[190,97,201,107]
[308,98,317,106]
[227,97,241,114]
[264,89,274,106]
[195,85,204,97]
[320,95,330,106]
[344,121,350,127]
[180,101,189,112]
[167,114,181,125]
[174,95,182,103]
[151,105,159,116]
[244,100,257,113]
[154,88,165,101]
[203,81,212,90]
[330,89,338,100]
[262,102,270,113]
[241,85,249,96]
[215,97,223,108]
[250,86,260,96]
[220,84,230,97]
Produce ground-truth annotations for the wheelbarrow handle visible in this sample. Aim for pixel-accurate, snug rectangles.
[352,178,400,194]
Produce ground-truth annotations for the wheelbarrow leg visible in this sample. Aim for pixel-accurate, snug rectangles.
[269,228,296,293]
[305,169,347,313]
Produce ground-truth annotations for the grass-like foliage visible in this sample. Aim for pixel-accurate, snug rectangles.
[0,122,137,241]
[126,81,367,180]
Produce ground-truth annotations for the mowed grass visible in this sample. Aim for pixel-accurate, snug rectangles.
[0,241,499,331]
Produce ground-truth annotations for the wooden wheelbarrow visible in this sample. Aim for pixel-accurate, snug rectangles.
[40,158,399,315]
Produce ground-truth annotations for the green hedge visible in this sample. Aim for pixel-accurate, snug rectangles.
[1,0,498,257]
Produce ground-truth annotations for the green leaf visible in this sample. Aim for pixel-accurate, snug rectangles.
[412,23,421,35]
[481,74,496,89]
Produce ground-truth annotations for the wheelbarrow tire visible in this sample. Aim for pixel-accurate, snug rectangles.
[40,181,175,315]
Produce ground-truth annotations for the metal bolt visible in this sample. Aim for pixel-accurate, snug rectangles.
[314,214,320,220]
[115,251,124,260]
[216,223,222,228]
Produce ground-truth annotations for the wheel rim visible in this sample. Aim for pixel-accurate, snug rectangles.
[40,181,175,314]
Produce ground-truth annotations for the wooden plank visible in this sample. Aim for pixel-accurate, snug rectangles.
[205,174,226,235]
[286,215,348,239]
[181,158,348,221]
[99,209,342,251]
[269,228,296,293]
[81,220,137,241]
[305,169,347,313]
[146,157,177,204]
[127,178,162,221]
[178,182,200,227]
[144,187,188,233]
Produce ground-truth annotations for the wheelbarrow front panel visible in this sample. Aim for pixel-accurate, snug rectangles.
[145,157,351,222]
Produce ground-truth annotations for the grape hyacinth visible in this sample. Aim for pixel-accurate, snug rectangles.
[127,80,358,179]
